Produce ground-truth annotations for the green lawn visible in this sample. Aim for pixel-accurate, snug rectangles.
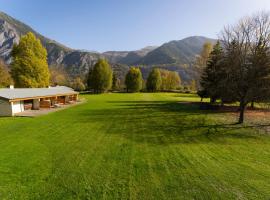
[0,93,269,199]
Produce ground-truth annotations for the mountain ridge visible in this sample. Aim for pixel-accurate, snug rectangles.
[0,11,217,82]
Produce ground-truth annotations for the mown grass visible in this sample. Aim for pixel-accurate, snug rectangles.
[0,93,269,199]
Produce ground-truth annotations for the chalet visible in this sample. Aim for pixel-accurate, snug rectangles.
[0,86,79,116]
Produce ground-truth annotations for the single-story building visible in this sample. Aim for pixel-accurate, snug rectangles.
[0,86,79,116]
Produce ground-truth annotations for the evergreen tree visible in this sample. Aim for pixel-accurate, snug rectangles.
[88,59,112,93]
[146,68,162,92]
[199,41,224,103]
[11,32,50,88]
[125,67,143,92]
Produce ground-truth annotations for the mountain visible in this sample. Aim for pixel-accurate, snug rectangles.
[137,36,216,65]
[102,51,129,63]
[0,11,100,76]
[0,11,217,83]
[102,46,157,65]
[117,46,157,65]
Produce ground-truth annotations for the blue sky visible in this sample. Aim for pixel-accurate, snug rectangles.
[1,0,270,52]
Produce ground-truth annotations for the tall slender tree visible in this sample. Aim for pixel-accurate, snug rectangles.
[87,59,112,93]
[200,41,224,103]
[112,72,121,91]
[125,67,143,93]
[11,32,50,88]
[146,68,162,92]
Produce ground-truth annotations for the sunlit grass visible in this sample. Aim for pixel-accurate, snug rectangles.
[0,93,269,199]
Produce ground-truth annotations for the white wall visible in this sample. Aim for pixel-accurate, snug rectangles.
[11,101,24,114]
[0,99,13,116]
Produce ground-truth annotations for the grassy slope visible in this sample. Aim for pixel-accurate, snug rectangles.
[0,93,269,199]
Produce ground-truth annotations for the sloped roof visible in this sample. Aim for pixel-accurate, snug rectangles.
[0,86,78,101]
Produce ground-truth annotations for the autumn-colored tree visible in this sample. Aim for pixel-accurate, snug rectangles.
[0,59,13,88]
[167,71,181,90]
[11,32,50,88]
[72,77,86,91]
[159,69,181,90]
[195,42,213,69]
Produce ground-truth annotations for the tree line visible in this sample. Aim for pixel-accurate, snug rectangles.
[87,60,182,93]
[198,11,270,124]
[0,32,183,93]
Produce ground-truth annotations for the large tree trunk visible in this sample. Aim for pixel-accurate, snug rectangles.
[238,101,246,124]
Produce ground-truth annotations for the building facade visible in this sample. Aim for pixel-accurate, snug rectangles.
[0,86,79,116]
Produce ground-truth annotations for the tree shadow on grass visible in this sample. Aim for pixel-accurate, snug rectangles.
[79,100,269,145]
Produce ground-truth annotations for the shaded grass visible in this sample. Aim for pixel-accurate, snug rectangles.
[0,93,269,199]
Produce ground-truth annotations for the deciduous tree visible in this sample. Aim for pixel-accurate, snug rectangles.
[220,12,270,123]
[11,32,50,88]
[87,59,112,93]
[146,68,162,92]
[125,67,143,92]
[72,77,86,91]
[112,72,121,91]
[0,59,13,88]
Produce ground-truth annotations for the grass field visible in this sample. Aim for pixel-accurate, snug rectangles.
[0,93,269,199]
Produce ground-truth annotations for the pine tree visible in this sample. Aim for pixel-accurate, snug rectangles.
[88,59,112,93]
[146,68,162,92]
[125,67,143,93]
[199,41,224,103]
[11,32,50,88]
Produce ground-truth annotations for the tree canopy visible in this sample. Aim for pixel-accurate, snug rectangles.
[72,77,86,91]
[0,59,13,88]
[125,67,143,92]
[87,59,113,93]
[112,72,121,91]
[159,69,181,91]
[11,32,50,88]
[199,41,224,103]
[146,68,162,92]
[200,12,270,123]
